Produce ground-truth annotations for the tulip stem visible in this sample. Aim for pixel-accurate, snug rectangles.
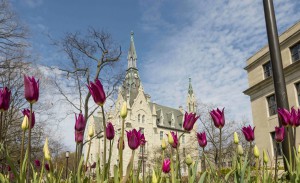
[256,157,259,182]
[26,103,33,182]
[275,145,278,182]
[107,140,113,179]
[287,126,293,172]
[20,130,25,171]
[176,147,181,180]
[101,106,107,181]
[75,143,78,173]
[219,128,222,170]
[85,140,92,172]
[0,111,2,142]
[202,147,206,170]
[119,118,125,180]
[170,148,175,183]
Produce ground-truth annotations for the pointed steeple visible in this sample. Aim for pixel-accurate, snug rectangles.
[127,31,137,69]
[187,78,196,113]
[188,78,193,95]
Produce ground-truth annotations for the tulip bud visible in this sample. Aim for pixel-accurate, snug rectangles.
[88,125,94,137]
[234,132,239,144]
[237,144,243,155]
[120,101,127,119]
[185,154,193,166]
[263,150,269,163]
[167,131,174,145]
[161,139,167,150]
[21,115,29,130]
[253,145,259,158]
[152,169,157,183]
[298,145,300,155]
[43,138,51,161]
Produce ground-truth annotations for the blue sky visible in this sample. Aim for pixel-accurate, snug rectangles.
[11,0,300,149]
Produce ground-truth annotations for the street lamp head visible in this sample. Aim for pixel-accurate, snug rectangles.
[66,151,70,158]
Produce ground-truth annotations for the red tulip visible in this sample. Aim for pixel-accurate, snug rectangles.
[75,113,86,131]
[45,163,50,171]
[210,108,225,129]
[126,129,142,150]
[162,159,171,173]
[275,126,285,143]
[34,159,41,167]
[140,133,146,146]
[87,79,106,106]
[24,75,39,104]
[167,131,178,148]
[90,162,96,169]
[7,165,11,172]
[197,132,207,148]
[241,125,255,142]
[22,109,35,129]
[0,87,11,111]
[75,130,84,143]
[290,107,299,127]
[183,112,199,131]
[106,122,115,140]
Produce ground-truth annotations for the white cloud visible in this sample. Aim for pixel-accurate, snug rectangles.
[139,1,300,122]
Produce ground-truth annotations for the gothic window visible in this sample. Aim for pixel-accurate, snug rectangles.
[160,131,163,140]
[271,131,282,156]
[267,94,277,116]
[189,103,191,112]
[138,114,141,123]
[263,61,272,78]
[142,115,145,123]
[182,135,185,144]
[290,42,300,62]
[295,82,300,106]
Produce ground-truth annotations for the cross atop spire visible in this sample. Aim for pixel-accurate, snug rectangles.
[188,77,193,95]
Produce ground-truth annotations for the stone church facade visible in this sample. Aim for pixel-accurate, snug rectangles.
[84,32,200,176]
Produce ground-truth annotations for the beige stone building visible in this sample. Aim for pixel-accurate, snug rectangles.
[244,21,300,160]
[84,32,200,176]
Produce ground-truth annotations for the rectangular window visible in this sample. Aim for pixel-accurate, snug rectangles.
[160,131,163,140]
[290,42,300,62]
[267,94,277,116]
[296,82,300,106]
[271,131,282,156]
[263,61,272,78]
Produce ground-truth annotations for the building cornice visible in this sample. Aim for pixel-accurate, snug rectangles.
[243,61,300,96]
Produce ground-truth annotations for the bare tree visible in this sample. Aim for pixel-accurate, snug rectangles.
[51,28,124,156]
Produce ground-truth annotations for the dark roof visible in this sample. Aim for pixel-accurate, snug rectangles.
[149,102,184,131]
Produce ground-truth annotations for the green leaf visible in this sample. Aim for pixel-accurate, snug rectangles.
[198,171,207,183]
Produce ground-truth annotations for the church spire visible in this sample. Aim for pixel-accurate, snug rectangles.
[188,78,193,95]
[127,31,137,69]
[187,78,196,113]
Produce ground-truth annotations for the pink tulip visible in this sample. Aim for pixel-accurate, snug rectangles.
[275,126,285,143]
[162,159,171,173]
[278,108,291,126]
[75,130,84,143]
[197,132,207,148]
[126,129,142,150]
[87,79,106,106]
[140,133,146,146]
[210,108,225,129]
[167,131,179,148]
[106,122,115,140]
[24,75,39,104]
[241,125,255,142]
[22,109,35,129]
[183,112,199,131]
[0,87,11,111]
[75,113,86,131]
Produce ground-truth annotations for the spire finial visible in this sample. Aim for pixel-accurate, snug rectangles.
[131,31,134,36]
[188,77,193,95]
[189,77,191,83]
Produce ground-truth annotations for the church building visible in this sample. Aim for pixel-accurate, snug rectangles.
[84,32,200,176]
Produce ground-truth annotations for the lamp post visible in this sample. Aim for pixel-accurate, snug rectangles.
[65,151,70,179]
[262,0,293,172]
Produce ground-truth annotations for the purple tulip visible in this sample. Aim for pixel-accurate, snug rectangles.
[75,130,84,143]
[197,132,207,148]
[278,108,291,126]
[290,107,299,127]
[45,163,50,171]
[0,87,11,111]
[140,133,146,146]
[167,131,179,148]
[241,125,255,142]
[24,75,39,104]
[22,109,35,129]
[34,159,41,167]
[126,129,142,150]
[210,108,225,129]
[162,159,171,173]
[117,138,125,150]
[275,126,285,143]
[75,113,86,131]
[183,112,199,131]
[90,162,96,169]
[87,79,106,106]
[7,165,11,172]
[106,122,115,140]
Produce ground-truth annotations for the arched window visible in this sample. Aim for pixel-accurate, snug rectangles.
[138,114,141,123]
[142,115,145,123]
